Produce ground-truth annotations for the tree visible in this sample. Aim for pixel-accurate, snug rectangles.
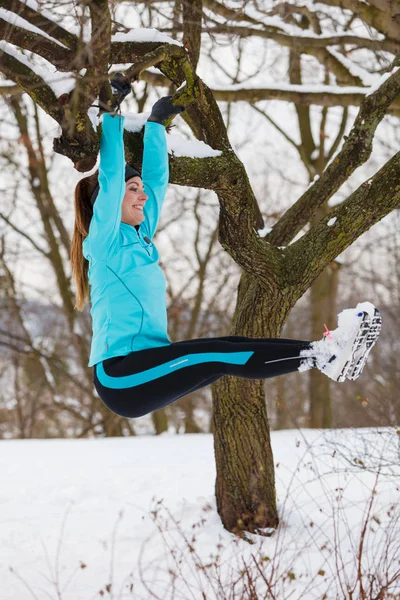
[1,0,400,536]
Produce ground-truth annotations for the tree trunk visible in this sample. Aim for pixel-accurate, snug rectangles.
[309,268,333,428]
[309,207,340,428]
[212,272,293,535]
[183,395,202,433]
[100,406,125,437]
[152,408,168,435]
[275,376,287,430]
[212,375,278,535]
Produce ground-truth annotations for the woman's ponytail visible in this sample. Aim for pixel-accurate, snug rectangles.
[70,171,98,311]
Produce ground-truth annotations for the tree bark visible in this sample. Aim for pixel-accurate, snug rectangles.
[212,273,293,534]
[212,374,278,535]
[152,409,168,435]
[309,254,337,429]
[2,1,400,536]
[183,396,202,433]
[275,376,287,430]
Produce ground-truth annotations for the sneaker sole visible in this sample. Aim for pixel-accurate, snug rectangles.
[328,311,370,382]
[345,308,382,381]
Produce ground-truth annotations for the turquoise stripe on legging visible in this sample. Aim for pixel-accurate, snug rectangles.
[96,351,254,389]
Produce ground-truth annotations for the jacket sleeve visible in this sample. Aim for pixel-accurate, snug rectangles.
[87,113,125,260]
[141,121,169,239]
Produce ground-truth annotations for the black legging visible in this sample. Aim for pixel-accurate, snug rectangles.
[93,336,316,418]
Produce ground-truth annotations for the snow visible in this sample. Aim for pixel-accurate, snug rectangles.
[258,12,384,42]
[257,225,273,236]
[300,302,377,378]
[176,79,187,92]
[0,41,77,97]
[18,0,62,29]
[87,110,222,159]
[0,427,399,599]
[327,48,376,86]
[87,106,101,133]
[167,133,222,159]
[0,8,69,49]
[19,1,180,47]
[366,66,400,97]
[0,8,180,97]
[213,81,367,96]
[327,217,337,227]
[112,28,182,47]
[305,173,320,191]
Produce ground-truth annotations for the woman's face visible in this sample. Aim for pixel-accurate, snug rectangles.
[121,176,148,227]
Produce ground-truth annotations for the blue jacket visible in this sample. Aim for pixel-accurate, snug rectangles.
[83,114,171,367]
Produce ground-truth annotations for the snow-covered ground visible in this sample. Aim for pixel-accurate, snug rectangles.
[1,428,399,599]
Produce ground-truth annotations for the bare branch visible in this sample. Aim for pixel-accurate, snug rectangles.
[0,84,21,97]
[32,102,72,254]
[327,106,349,161]
[1,0,78,51]
[182,0,203,71]
[266,63,400,246]
[0,18,72,70]
[124,44,170,81]
[0,211,49,257]
[160,25,398,54]
[119,67,400,114]
[314,0,400,41]
[250,103,300,155]
[68,0,112,127]
[0,47,63,122]
[287,149,400,294]
[212,84,379,108]
[203,0,260,26]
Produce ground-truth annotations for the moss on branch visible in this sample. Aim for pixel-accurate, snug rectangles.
[285,150,400,295]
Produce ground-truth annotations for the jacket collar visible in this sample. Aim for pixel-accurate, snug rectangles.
[121,221,140,232]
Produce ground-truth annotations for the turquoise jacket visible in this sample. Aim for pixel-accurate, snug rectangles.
[82,114,171,367]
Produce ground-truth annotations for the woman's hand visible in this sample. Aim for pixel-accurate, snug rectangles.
[109,73,131,111]
[147,96,185,124]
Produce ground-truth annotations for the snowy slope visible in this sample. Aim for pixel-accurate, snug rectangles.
[0,428,399,599]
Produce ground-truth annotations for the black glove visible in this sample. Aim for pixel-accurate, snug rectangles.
[109,72,132,107]
[147,96,185,124]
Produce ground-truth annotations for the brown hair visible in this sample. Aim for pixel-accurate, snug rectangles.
[70,171,99,311]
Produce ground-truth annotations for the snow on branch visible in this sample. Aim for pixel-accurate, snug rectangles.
[327,48,376,87]
[169,25,396,54]
[366,66,400,96]
[0,42,63,120]
[5,0,78,51]
[0,17,72,71]
[211,82,400,115]
[111,109,221,159]
[0,41,77,97]
[112,28,182,47]
[0,8,68,48]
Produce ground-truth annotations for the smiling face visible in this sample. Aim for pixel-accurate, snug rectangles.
[121,176,148,227]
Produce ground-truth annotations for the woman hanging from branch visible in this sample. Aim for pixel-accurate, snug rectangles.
[70,78,381,419]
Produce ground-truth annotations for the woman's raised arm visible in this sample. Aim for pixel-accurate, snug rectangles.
[142,97,185,239]
[88,113,125,259]
[141,121,169,239]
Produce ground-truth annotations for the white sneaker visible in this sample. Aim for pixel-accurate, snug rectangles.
[342,307,382,381]
[300,302,382,382]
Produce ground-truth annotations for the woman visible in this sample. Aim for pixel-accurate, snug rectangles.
[70,95,381,419]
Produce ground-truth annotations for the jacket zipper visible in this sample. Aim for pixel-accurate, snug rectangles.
[137,228,151,256]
